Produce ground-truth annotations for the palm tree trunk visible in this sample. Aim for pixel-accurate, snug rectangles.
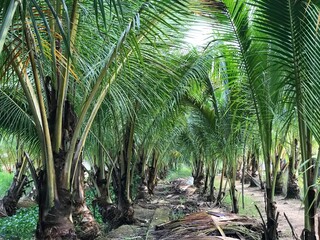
[274,168,284,195]
[207,159,217,201]
[105,167,134,229]
[243,151,251,184]
[101,120,136,229]
[216,159,226,204]
[193,157,204,188]
[202,167,210,195]
[136,150,148,200]
[285,154,300,199]
[0,154,28,217]
[229,155,239,214]
[36,152,77,239]
[36,100,78,239]
[249,153,258,187]
[72,161,100,240]
[230,183,239,214]
[265,154,278,240]
[304,129,317,239]
[147,150,159,195]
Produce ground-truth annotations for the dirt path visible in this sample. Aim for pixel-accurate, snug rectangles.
[238,182,305,239]
[104,178,308,239]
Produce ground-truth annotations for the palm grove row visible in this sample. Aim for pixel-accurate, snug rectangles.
[0,0,320,239]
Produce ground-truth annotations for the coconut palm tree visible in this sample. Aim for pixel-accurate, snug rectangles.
[203,0,286,238]
[205,0,320,239]
[250,1,320,238]
[0,0,192,238]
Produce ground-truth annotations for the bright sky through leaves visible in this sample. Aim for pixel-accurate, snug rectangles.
[184,21,213,48]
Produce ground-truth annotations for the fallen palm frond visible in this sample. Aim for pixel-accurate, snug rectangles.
[152,211,262,240]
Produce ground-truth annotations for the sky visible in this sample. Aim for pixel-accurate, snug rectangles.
[184,21,213,49]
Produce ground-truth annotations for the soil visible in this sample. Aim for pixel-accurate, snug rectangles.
[237,182,305,240]
[101,177,308,239]
[15,177,309,239]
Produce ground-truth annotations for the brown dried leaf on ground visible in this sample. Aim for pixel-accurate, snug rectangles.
[152,211,262,240]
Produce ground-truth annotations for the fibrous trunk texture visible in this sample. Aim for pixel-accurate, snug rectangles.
[0,157,28,217]
[136,151,148,200]
[274,172,283,195]
[193,159,204,188]
[286,140,300,199]
[147,150,159,195]
[73,163,100,240]
[265,187,278,240]
[36,100,78,239]
[249,153,258,187]
[36,154,77,240]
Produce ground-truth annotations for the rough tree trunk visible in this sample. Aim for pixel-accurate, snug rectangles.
[207,161,216,201]
[208,174,216,202]
[0,155,28,217]
[36,100,78,239]
[230,184,239,214]
[105,169,134,229]
[286,139,300,199]
[216,160,226,205]
[274,172,283,195]
[249,153,258,187]
[136,150,148,200]
[264,153,278,240]
[147,150,158,195]
[202,167,209,195]
[36,152,77,240]
[302,130,317,240]
[193,159,204,188]
[265,187,278,240]
[242,152,251,184]
[73,163,100,240]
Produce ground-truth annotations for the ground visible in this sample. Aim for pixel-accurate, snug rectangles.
[100,178,306,239]
[7,177,307,239]
[239,183,304,240]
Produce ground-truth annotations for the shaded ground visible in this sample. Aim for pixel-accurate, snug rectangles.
[237,182,304,240]
[2,177,307,239]
[104,178,262,239]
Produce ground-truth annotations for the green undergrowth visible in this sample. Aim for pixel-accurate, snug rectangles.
[0,206,38,240]
[165,164,192,181]
[0,188,105,239]
[0,171,13,198]
[221,192,259,217]
[85,189,104,225]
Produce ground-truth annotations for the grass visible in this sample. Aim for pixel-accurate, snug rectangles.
[0,171,13,198]
[212,177,259,217]
[165,164,192,181]
[221,191,259,217]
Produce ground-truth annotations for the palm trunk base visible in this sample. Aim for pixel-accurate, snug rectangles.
[264,188,278,240]
[285,177,300,199]
[230,186,239,214]
[274,173,283,195]
[193,175,204,188]
[73,203,100,240]
[265,217,278,240]
[301,229,316,240]
[99,202,135,229]
[36,208,77,240]
[0,195,18,217]
[0,159,28,217]
[147,167,157,195]
[136,184,149,200]
[37,187,77,240]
